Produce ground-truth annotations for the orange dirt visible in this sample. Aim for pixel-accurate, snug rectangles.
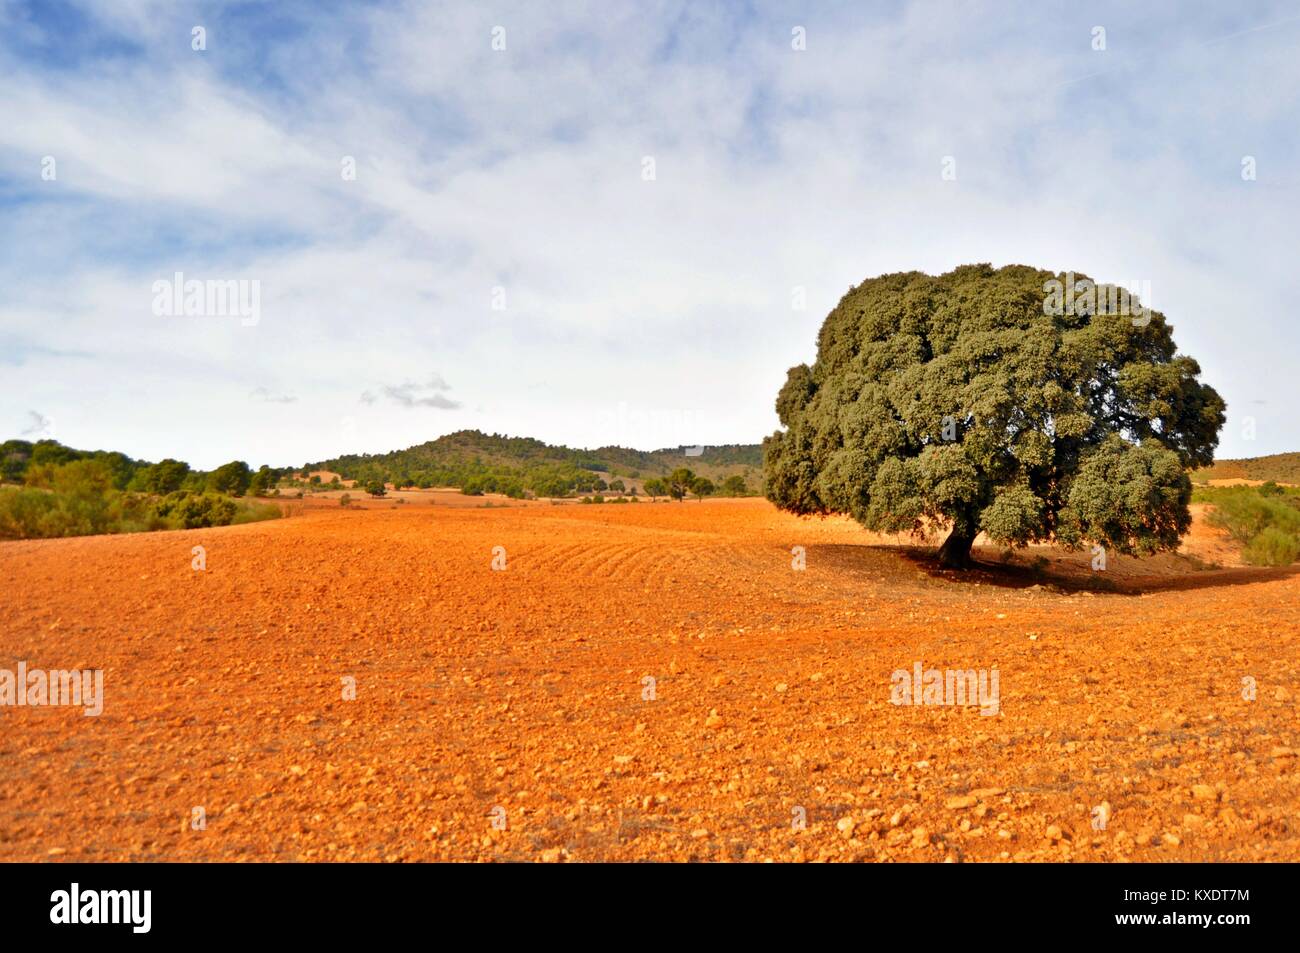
[1,498,1296,862]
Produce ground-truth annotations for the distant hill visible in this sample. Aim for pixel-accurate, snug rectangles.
[1192,452,1300,485]
[303,430,765,497]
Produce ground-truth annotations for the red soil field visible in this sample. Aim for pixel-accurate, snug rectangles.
[1,497,1297,862]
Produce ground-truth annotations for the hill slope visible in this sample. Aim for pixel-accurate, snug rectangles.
[1192,452,1300,484]
[303,430,764,496]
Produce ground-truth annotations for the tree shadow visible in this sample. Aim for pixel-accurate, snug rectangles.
[809,542,1300,596]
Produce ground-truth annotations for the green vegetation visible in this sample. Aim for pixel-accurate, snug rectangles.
[0,441,285,540]
[1194,484,1300,566]
[765,264,1225,567]
[0,460,282,540]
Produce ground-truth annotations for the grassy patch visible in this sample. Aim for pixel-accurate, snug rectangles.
[1195,484,1300,566]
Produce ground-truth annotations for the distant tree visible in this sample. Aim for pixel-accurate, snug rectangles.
[722,474,748,496]
[29,439,80,469]
[142,458,191,495]
[0,439,33,483]
[608,478,626,495]
[642,478,664,500]
[248,465,276,497]
[765,264,1225,567]
[210,461,253,496]
[665,467,695,502]
[309,475,321,485]
[365,480,387,497]
[339,493,353,507]
[691,476,715,501]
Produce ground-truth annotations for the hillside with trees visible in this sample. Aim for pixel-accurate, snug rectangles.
[302,430,763,499]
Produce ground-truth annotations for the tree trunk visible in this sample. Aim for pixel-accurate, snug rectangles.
[937,523,977,569]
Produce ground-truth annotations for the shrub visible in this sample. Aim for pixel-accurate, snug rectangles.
[1243,527,1300,567]
[210,461,253,496]
[154,491,238,529]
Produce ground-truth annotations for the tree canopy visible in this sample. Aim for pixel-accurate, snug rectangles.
[764,264,1225,567]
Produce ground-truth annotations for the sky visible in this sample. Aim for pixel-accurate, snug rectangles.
[2,0,1298,470]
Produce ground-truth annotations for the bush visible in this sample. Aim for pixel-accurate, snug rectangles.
[339,493,353,507]
[1243,527,1300,567]
[1206,488,1300,542]
[154,491,238,529]
[210,461,253,496]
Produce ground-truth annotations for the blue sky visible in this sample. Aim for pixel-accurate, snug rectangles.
[2,0,1298,468]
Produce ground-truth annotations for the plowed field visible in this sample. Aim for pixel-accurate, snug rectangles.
[1,495,1297,862]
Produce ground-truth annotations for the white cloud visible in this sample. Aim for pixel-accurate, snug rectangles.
[2,1,1298,467]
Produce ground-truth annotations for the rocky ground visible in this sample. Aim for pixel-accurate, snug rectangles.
[0,495,1296,862]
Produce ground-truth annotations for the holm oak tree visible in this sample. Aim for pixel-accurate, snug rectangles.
[763,264,1225,568]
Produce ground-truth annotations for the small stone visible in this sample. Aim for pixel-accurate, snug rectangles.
[691,828,710,839]
[1162,832,1182,847]
[945,795,977,810]
[836,816,856,837]
[1191,784,1217,801]
[1045,824,1063,841]
[775,683,789,694]
[704,709,724,729]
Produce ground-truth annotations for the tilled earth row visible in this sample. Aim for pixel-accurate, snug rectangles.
[0,497,1296,861]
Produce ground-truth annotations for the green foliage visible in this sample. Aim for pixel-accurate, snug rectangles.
[721,474,748,496]
[139,458,191,494]
[691,476,714,500]
[665,468,695,501]
[339,493,353,508]
[209,460,252,496]
[1243,528,1300,567]
[1199,485,1300,566]
[153,491,238,529]
[764,264,1225,563]
[248,465,281,496]
[642,478,665,499]
[0,439,33,483]
[365,480,387,497]
[0,465,281,539]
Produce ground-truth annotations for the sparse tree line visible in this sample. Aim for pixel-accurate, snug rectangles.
[0,439,282,540]
[305,456,756,502]
[641,468,748,501]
